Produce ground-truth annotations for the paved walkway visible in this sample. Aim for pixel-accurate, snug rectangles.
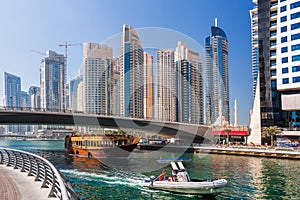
[0,164,56,200]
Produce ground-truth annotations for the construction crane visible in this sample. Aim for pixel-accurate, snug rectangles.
[31,49,46,56]
[58,42,82,60]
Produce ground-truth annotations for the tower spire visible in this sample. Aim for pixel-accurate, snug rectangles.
[215,18,218,27]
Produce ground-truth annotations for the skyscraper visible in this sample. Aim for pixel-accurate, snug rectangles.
[40,50,66,111]
[143,52,154,119]
[157,49,177,122]
[4,72,21,133]
[250,0,300,144]
[205,22,230,125]
[70,75,83,112]
[113,58,120,116]
[83,43,113,115]
[120,24,144,118]
[28,86,41,109]
[21,91,30,108]
[175,41,204,124]
[4,72,21,108]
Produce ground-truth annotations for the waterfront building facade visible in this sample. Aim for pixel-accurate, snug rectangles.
[113,58,120,116]
[250,0,300,145]
[205,24,230,125]
[70,75,83,112]
[157,49,177,121]
[83,43,113,115]
[28,86,41,109]
[4,72,21,133]
[175,41,204,124]
[4,72,21,108]
[120,24,144,118]
[143,52,154,119]
[40,50,66,111]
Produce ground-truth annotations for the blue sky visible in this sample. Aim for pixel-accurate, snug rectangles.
[0,0,254,125]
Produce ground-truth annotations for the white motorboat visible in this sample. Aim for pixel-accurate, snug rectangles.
[141,160,227,195]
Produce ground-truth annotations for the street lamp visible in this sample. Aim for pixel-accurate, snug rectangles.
[10,96,12,109]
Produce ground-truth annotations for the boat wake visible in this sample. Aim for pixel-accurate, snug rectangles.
[59,168,203,198]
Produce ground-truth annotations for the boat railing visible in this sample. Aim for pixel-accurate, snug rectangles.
[0,147,80,200]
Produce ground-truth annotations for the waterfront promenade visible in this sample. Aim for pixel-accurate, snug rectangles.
[193,145,300,159]
[139,143,300,159]
[0,164,53,200]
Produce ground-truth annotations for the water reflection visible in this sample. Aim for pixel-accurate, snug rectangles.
[1,140,299,200]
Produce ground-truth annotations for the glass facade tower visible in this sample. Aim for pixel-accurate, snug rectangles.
[205,25,230,125]
[120,24,144,118]
[40,50,66,111]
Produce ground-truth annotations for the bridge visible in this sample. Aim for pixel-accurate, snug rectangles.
[0,107,212,143]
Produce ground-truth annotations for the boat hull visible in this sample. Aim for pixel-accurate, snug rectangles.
[70,143,138,157]
[141,179,227,195]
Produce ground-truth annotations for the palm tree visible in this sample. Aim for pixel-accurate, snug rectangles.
[261,126,282,147]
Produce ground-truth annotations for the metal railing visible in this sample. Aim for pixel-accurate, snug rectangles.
[0,147,79,200]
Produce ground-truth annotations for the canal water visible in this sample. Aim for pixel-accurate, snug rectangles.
[0,140,299,200]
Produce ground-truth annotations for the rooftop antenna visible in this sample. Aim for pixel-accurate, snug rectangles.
[215,18,218,27]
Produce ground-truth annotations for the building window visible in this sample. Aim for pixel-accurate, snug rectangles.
[292,33,300,41]
[281,16,287,22]
[271,60,277,66]
[292,55,300,62]
[271,70,277,76]
[271,80,277,88]
[291,22,300,30]
[292,65,300,72]
[281,26,287,32]
[280,0,286,2]
[281,47,288,53]
[282,78,289,84]
[291,12,300,19]
[280,5,287,12]
[292,76,300,83]
[282,57,288,63]
[292,44,300,51]
[291,1,300,9]
[270,50,276,56]
[281,36,288,43]
[270,31,277,37]
[282,67,289,74]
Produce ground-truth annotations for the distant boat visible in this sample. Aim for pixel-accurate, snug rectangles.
[141,160,227,195]
[65,134,141,157]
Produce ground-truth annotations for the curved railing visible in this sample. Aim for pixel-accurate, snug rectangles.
[0,147,80,200]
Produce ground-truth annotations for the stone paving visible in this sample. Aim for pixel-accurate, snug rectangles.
[0,165,56,200]
[0,168,21,200]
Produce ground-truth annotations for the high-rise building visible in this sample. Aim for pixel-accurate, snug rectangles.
[250,0,300,144]
[4,72,21,108]
[120,24,144,118]
[143,52,154,119]
[28,86,41,109]
[28,86,41,134]
[83,43,113,115]
[157,49,177,122]
[113,58,120,116]
[175,41,204,124]
[40,50,66,111]
[66,83,70,110]
[205,22,230,125]
[4,72,21,133]
[21,91,30,108]
[70,75,83,112]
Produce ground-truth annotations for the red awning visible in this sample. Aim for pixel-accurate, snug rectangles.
[212,130,249,136]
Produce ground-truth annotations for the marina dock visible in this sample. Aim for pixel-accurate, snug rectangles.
[138,144,300,159]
